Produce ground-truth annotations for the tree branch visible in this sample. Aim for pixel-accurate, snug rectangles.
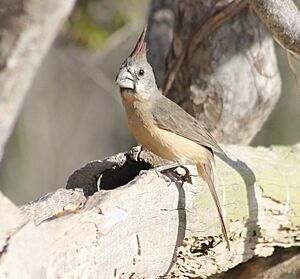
[250,0,300,56]
[162,0,249,96]
[0,0,76,161]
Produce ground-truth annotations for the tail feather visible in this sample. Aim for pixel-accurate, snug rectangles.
[196,161,230,250]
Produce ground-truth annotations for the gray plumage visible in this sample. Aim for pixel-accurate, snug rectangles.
[152,95,226,155]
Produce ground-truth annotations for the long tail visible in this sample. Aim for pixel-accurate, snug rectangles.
[196,159,230,250]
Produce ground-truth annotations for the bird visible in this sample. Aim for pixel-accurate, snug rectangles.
[115,26,230,250]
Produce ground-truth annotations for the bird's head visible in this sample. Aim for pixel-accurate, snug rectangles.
[116,26,159,101]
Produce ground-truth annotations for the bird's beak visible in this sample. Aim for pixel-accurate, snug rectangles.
[116,67,135,90]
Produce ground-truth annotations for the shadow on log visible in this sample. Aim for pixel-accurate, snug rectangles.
[1,144,300,278]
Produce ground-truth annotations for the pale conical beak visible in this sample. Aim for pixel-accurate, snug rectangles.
[116,67,134,90]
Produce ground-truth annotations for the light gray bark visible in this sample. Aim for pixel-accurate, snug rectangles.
[1,0,300,278]
[0,0,76,161]
[1,144,300,278]
[250,0,300,56]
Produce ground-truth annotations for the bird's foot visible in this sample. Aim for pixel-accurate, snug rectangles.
[153,162,193,185]
[154,162,181,172]
[174,165,193,184]
[129,145,143,162]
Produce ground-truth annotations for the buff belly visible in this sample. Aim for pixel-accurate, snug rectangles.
[123,98,209,164]
[129,122,208,164]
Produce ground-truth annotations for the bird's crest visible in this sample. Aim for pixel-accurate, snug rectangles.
[129,26,147,60]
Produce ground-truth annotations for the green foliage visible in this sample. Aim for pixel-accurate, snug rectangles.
[65,0,128,49]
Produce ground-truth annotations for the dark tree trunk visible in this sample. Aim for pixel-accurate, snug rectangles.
[147,0,281,144]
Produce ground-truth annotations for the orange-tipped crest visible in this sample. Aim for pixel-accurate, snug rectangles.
[129,26,147,59]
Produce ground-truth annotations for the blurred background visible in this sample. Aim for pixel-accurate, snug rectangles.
[0,0,299,205]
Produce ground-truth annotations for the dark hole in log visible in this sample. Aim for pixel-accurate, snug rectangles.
[99,156,152,190]
[66,152,152,196]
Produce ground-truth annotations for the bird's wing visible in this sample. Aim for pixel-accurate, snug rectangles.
[152,96,226,155]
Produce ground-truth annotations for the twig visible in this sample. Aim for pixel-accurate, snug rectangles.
[286,50,300,92]
[162,0,249,96]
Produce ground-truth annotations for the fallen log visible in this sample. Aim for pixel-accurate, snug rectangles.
[1,144,300,278]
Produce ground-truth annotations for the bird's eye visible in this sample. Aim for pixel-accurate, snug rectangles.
[138,69,144,76]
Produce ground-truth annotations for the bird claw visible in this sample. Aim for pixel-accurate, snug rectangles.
[175,165,193,184]
[153,162,193,185]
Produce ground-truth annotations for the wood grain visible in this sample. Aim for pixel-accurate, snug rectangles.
[1,144,300,278]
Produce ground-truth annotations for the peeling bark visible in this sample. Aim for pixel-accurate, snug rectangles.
[1,144,300,278]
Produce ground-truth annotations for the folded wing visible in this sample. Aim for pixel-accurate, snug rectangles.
[152,96,226,155]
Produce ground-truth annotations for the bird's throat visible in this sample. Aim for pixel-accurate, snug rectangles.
[120,88,138,103]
